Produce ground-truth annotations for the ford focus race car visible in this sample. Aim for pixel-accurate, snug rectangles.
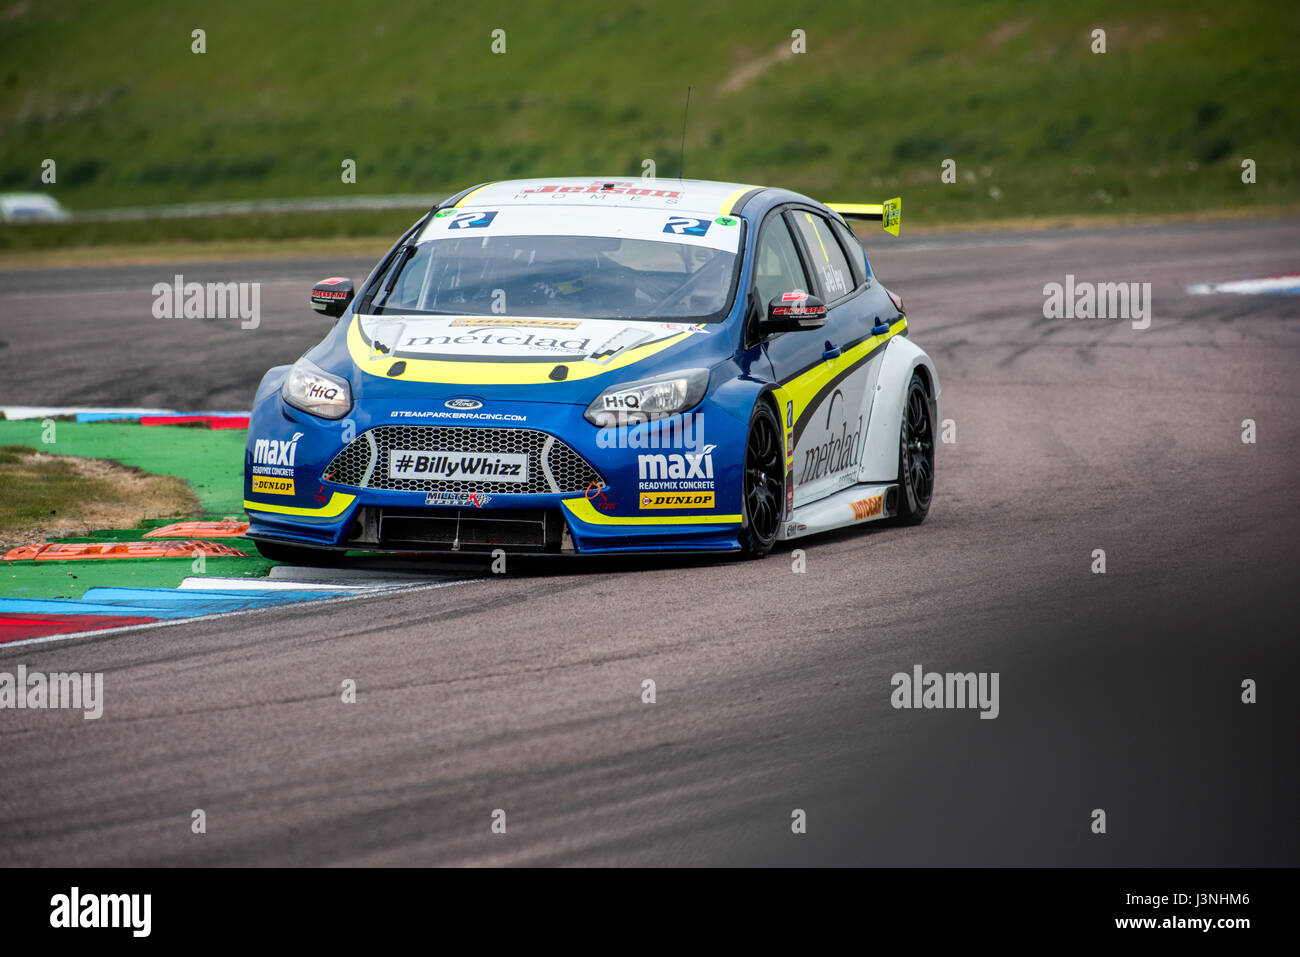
[243,178,939,562]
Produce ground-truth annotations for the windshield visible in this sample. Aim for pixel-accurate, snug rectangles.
[369,208,743,321]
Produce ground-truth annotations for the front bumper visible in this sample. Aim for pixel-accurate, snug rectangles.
[243,394,749,554]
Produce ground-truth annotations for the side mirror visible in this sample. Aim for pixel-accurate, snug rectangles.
[765,290,827,332]
[310,277,354,318]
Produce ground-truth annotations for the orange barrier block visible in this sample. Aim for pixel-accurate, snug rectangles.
[3,541,249,561]
[143,520,249,539]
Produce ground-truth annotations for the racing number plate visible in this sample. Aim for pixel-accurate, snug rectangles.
[387,450,529,483]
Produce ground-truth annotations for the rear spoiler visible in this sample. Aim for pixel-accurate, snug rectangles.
[824,198,901,237]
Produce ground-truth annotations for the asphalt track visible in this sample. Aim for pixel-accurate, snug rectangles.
[1,220,1297,865]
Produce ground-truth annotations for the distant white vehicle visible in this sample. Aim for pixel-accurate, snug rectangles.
[0,193,71,222]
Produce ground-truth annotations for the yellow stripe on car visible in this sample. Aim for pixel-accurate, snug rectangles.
[804,211,832,263]
[562,496,742,526]
[244,492,356,518]
[718,186,755,214]
[453,183,496,208]
[772,318,906,432]
[347,317,696,385]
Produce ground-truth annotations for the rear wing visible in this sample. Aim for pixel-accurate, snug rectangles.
[824,198,901,237]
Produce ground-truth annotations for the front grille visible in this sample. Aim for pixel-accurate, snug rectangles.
[322,425,604,495]
[377,507,561,552]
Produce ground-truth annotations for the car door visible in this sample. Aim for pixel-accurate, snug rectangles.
[761,207,882,507]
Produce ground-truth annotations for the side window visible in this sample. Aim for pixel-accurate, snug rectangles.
[830,218,868,286]
[791,211,854,302]
[753,214,811,308]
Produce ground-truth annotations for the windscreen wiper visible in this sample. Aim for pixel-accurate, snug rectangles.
[371,243,417,314]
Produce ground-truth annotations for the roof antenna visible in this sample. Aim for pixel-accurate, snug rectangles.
[678,85,692,181]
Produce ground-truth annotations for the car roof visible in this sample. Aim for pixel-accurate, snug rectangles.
[453,177,770,216]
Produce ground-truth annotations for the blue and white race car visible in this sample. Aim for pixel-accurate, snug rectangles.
[244,178,939,561]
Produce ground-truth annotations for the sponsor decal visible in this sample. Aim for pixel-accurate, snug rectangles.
[800,389,863,484]
[636,445,716,494]
[402,331,592,353]
[425,491,493,508]
[587,327,652,365]
[585,482,615,512]
[785,400,795,459]
[786,474,794,519]
[390,451,529,482]
[784,521,806,537]
[771,290,826,318]
[522,181,682,199]
[850,494,883,521]
[640,492,715,510]
[391,409,527,422]
[252,432,303,474]
[882,199,901,234]
[663,216,710,236]
[449,317,581,329]
[447,210,498,229]
[313,484,328,504]
[251,475,296,496]
[444,397,483,410]
[715,216,739,226]
[307,382,342,401]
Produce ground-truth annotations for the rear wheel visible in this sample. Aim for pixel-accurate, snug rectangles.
[893,374,934,525]
[252,539,345,566]
[739,401,784,558]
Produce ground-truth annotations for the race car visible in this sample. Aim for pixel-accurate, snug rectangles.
[243,177,939,561]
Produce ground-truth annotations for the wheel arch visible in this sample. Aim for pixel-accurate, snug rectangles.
[858,337,940,484]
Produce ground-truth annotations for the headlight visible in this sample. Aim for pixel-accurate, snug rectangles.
[281,357,352,419]
[584,368,709,427]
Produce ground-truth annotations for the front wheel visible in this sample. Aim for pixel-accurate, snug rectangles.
[892,374,934,525]
[738,401,784,558]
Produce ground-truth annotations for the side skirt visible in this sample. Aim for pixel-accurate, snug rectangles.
[778,482,898,541]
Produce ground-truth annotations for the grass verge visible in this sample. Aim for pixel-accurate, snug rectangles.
[0,421,247,516]
[0,445,198,551]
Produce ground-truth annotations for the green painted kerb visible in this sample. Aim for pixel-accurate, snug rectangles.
[0,420,246,516]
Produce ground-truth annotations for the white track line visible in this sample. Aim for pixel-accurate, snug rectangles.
[0,577,483,650]
[177,577,397,592]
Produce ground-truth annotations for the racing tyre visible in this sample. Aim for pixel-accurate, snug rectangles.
[252,539,345,566]
[738,401,784,558]
[893,374,934,525]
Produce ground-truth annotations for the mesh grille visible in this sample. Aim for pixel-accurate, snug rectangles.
[322,426,603,494]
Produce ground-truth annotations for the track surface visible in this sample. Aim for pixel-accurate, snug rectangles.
[1,221,1297,865]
